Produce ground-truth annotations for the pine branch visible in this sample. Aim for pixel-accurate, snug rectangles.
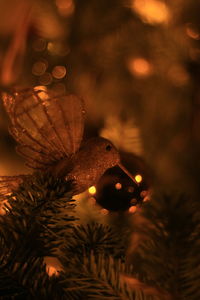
[0,172,79,299]
[130,193,200,300]
[68,252,136,300]
[0,171,136,299]
[0,172,76,256]
[64,222,126,261]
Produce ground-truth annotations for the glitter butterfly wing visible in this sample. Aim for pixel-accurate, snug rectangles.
[3,88,85,170]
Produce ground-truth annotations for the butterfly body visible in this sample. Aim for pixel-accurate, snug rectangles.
[1,88,130,198]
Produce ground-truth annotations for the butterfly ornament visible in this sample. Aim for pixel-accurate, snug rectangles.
[0,88,137,199]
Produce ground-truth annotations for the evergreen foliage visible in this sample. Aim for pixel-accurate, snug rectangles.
[131,193,200,300]
[0,172,135,299]
[0,172,199,300]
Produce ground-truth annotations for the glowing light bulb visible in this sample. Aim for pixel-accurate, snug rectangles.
[135,174,143,183]
[115,182,122,190]
[88,186,96,195]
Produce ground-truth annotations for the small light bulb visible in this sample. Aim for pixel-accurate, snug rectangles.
[135,174,143,183]
[115,182,122,190]
[88,186,96,195]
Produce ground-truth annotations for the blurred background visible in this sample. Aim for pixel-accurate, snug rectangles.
[0,0,200,209]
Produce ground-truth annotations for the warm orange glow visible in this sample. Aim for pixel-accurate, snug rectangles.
[132,0,170,25]
[129,206,137,213]
[88,186,96,195]
[44,257,63,277]
[128,57,152,77]
[115,182,122,190]
[56,0,75,16]
[34,85,46,91]
[135,174,143,183]
[52,65,67,79]
[33,86,48,100]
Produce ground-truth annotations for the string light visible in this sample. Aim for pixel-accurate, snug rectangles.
[88,186,96,195]
[135,174,143,183]
[115,182,122,190]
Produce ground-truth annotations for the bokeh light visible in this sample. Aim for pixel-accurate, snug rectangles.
[39,72,53,85]
[127,57,153,78]
[135,174,143,183]
[52,65,67,79]
[32,60,48,76]
[56,0,75,16]
[128,205,137,213]
[115,182,122,190]
[132,0,170,25]
[88,186,96,195]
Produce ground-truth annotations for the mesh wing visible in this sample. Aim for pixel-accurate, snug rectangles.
[3,89,85,170]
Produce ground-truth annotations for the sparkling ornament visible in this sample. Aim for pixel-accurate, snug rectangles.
[93,164,148,211]
[0,88,138,198]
